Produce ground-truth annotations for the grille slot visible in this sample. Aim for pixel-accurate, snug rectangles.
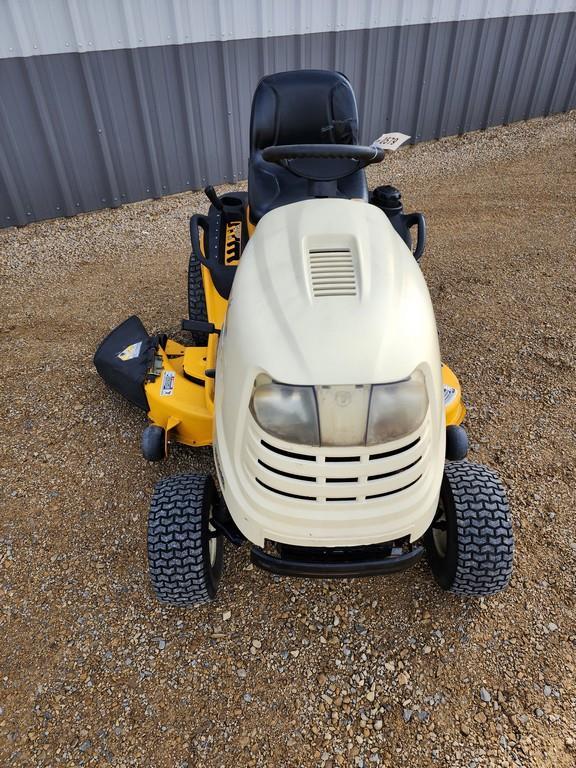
[257,459,313,483]
[256,478,316,501]
[308,248,358,297]
[261,440,316,462]
[370,437,420,460]
[368,457,421,481]
[366,476,422,500]
[326,477,358,483]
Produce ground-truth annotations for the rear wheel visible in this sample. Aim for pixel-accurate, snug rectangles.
[148,474,223,605]
[187,258,208,345]
[424,461,514,595]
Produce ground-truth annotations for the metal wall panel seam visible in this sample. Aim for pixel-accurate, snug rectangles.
[540,13,571,114]
[0,117,27,224]
[171,2,203,189]
[563,32,576,110]
[459,17,488,134]
[20,56,77,217]
[524,13,556,119]
[356,27,377,141]
[481,13,512,129]
[439,22,468,136]
[502,14,535,123]
[553,13,576,111]
[413,0,443,140]
[479,1,513,128]
[434,20,459,137]
[120,3,164,199]
[68,0,123,209]
[412,20,434,142]
[216,0,242,182]
[383,24,403,137]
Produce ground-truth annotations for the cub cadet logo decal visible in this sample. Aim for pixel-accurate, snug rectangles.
[117,341,142,361]
[443,385,457,405]
[160,370,175,397]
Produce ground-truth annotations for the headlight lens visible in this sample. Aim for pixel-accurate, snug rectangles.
[367,370,428,444]
[250,382,320,445]
[250,370,428,447]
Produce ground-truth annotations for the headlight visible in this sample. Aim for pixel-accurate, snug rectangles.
[250,370,428,447]
[367,370,428,444]
[250,381,320,445]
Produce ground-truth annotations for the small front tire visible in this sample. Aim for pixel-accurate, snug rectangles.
[148,475,223,606]
[424,461,514,596]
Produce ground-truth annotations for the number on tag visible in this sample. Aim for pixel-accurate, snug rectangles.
[372,132,411,151]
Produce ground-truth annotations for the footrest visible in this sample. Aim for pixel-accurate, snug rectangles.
[183,347,209,386]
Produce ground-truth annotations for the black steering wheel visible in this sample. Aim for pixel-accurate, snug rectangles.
[261,143,385,182]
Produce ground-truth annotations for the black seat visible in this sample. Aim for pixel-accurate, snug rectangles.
[248,70,368,224]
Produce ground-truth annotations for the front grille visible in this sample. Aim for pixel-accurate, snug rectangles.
[244,417,430,505]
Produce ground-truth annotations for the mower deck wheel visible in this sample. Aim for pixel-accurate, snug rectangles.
[141,425,166,462]
[445,424,468,460]
[187,258,209,345]
[424,461,514,596]
[148,474,223,606]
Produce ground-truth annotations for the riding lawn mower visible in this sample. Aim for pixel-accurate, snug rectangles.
[94,70,514,605]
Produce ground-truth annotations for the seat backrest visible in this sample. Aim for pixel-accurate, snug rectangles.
[250,70,360,152]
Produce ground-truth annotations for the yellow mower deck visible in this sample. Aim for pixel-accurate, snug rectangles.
[144,217,466,450]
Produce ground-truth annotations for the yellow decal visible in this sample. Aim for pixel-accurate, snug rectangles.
[117,341,142,361]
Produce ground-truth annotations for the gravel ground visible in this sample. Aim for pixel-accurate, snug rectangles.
[1,111,575,768]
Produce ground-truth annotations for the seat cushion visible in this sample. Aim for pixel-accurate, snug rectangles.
[248,70,368,223]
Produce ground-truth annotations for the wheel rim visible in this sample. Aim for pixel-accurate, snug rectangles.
[207,503,218,566]
[432,497,448,559]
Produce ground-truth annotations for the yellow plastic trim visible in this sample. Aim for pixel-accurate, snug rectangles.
[246,206,256,238]
[442,363,466,425]
[145,340,213,447]
[144,211,465,447]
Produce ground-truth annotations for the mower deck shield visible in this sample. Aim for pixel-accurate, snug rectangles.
[93,315,156,411]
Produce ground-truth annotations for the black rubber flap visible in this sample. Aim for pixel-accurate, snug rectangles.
[93,315,155,411]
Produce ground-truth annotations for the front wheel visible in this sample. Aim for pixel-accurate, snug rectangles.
[424,461,514,596]
[148,475,223,605]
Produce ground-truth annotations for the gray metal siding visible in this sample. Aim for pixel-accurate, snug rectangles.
[1,12,575,227]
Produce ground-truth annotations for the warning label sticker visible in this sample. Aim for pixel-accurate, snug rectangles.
[160,370,175,397]
[117,341,142,361]
[371,132,411,151]
[443,385,457,405]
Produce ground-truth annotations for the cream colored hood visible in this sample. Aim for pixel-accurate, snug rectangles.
[215,197,445,547]
[223,197,440,387]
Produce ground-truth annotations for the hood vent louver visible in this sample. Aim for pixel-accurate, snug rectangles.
[308,248,358,298]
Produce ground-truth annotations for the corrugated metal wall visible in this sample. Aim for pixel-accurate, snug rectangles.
[1,0,575,227]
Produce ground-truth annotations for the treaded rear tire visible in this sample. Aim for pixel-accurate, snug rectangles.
[424,461,514,596]
[187,258,208,345]
[148,474,223,606]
